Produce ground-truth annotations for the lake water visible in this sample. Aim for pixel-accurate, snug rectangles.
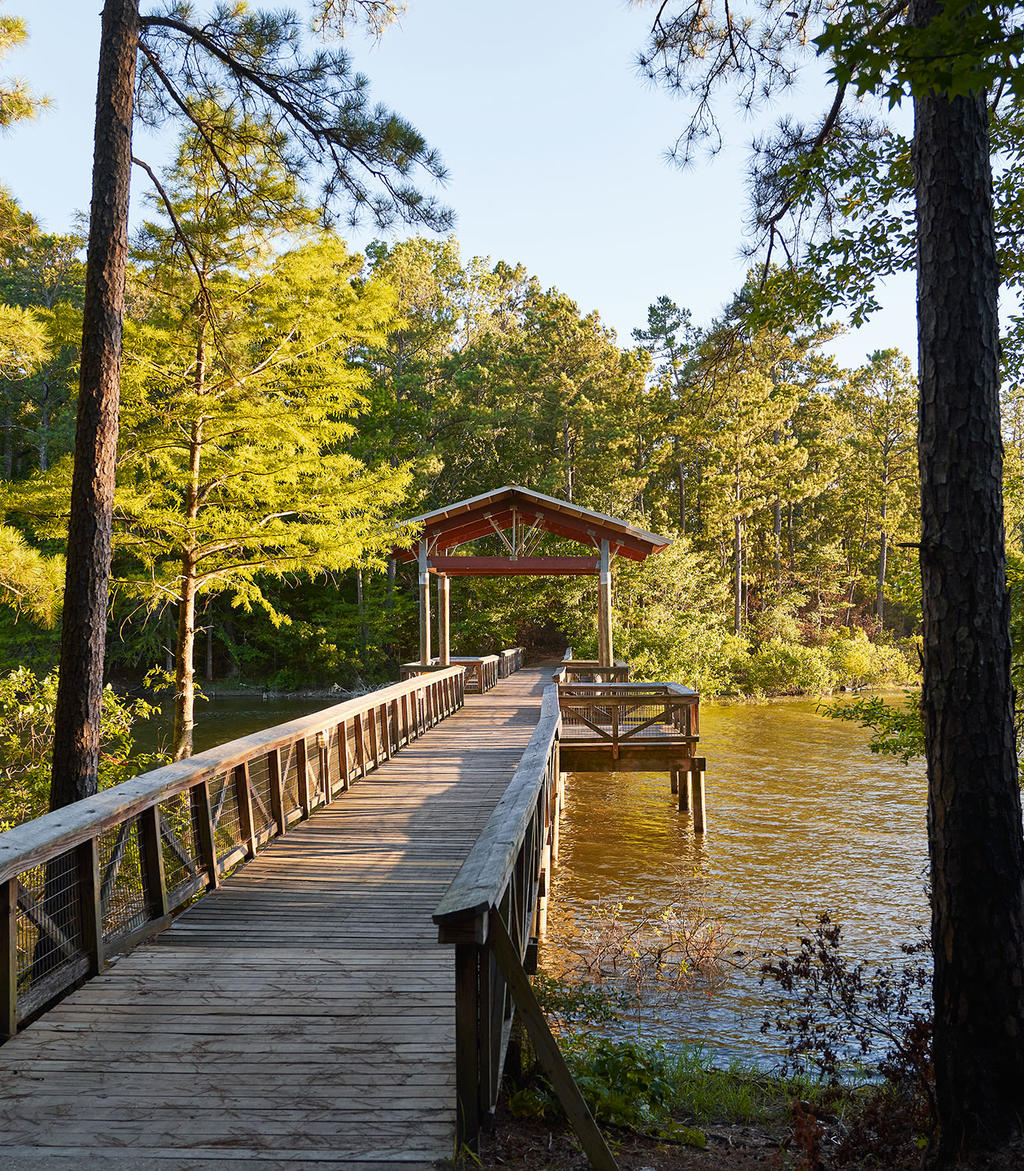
[539,697,930,1063]
[170,690,930,1065]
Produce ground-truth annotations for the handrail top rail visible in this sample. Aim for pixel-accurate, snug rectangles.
[559,682,698,697]
[559,658,628,668]
[434,685,561,927]
[0,666,466,884]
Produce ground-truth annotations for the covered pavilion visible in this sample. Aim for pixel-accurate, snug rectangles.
[392,485,671,665]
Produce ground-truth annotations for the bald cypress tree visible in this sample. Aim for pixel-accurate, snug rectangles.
[51,0,450,810]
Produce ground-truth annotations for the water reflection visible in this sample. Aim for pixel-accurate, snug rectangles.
[137,694,332,755]
[541,697,929,1063]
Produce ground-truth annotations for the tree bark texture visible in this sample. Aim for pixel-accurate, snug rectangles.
[50,0,138,810]
[912,2,1024,1157]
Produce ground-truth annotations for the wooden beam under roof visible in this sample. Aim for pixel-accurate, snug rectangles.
[427,555,599,576]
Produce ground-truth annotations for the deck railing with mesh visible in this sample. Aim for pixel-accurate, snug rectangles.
[557,681,699,757]
[0,666,466,1041]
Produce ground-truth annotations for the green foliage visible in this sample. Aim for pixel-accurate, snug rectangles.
[815,2,1023,106]
[0,5,47,128]
[136,3,451,231]
[0,667,165,830]
[0,523,63,626]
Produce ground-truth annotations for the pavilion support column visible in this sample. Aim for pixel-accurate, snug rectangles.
[598,538,613,665]
[438,573,451,666]
[418,541,432,666]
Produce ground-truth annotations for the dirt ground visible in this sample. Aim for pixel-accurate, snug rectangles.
[470,1109,1024,1171]
[472,1107,797,1170]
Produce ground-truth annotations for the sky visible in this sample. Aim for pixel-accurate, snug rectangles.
[3,1,917,369]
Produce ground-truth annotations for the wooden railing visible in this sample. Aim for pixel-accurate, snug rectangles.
[434,685,562,1141]
[557,682,699,757]
[499,647,525,678]
[401,654,501,693]
[555,646,629,683]
[433,686,616,1166]
[554,660,630,684]
[0,667,466,1041]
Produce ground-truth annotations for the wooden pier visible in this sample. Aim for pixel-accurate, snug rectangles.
[0,667,548,1168]
[0,488,704,1169]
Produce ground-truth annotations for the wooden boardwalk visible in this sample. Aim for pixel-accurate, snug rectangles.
[0,668,551,1170]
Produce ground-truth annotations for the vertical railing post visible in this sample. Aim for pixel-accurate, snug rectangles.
[268,749,285,835]
[369,707,380,767]
[2,875,19,1040]
[297,739,311,817]
[318,732,332,804]
[454,938,482,1149]
[234,763,258,857]
[139,805,169,921]
[355,713,367,776]
[339,720,351,791]
[76,837,103,977]
[193,778,221,888]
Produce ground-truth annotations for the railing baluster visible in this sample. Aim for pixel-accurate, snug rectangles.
[318,733,332,805]
[139,806,169,921]
[234,763,258,858]
[355,714,367,777]
[454,940,482,1147]
[297,739,311,817]
[369,707,380,768]
[193,779,221,888]
[76,838,103,977]
[2,876,17,1040]
[338,720,350,791]
[268,749,285,835]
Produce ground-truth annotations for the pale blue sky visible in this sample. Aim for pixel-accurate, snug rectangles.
[3,1,916,368]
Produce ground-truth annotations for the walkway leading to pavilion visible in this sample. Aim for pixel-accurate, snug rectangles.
[0,667,551,1170]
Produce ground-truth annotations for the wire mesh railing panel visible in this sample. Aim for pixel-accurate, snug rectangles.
[306,738,324,805]
[98,817,148,941]
[209,770,243,863]
[283,743,301,815]
[247,753,276,837]
[325,725,340,796]
[14,853,87,1003]
[158,793,202,899]
[343,721,358,780]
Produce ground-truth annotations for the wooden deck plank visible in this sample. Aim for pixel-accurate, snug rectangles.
[0,668,551,1169]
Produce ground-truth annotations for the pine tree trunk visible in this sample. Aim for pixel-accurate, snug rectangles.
[2,411,12,479]
[172,560,197,761]
[912,1,1024,1158]
[676,445,687,535]
[50,0,138,811]
[38,391,49,472]
[876,504,888,631]
[773,494,783,594]
[172,324,206,762]
[356,567,367,649]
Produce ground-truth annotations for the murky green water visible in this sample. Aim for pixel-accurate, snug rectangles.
[540,697,929,1063]
[138,693,336,755]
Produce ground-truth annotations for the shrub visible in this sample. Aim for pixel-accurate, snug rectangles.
[0,667,165,830]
